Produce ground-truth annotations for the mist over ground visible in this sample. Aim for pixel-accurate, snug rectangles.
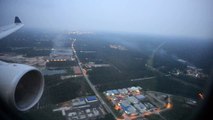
[0,0,213,39]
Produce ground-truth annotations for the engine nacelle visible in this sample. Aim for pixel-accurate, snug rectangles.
[0,61,44,111]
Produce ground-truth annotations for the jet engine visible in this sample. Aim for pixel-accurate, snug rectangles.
[0,61,44,111]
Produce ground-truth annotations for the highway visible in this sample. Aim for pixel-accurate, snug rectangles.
[71,39,117,119]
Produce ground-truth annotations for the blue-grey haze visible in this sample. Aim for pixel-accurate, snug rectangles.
[0,0,213,39]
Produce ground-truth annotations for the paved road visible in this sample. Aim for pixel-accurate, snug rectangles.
[71,39,117,119]
[131,76,156,82]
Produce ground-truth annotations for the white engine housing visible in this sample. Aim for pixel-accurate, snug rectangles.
[0,61,44,111]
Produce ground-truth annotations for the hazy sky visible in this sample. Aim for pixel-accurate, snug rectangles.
[0,0,213,39]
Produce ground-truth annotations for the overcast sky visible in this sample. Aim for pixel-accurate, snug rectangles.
[0,0,213,39]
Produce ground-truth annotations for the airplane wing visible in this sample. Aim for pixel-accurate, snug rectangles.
[0,16,24,39]
[0,16,44,111]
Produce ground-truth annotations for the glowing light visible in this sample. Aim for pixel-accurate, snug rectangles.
[114,105,121,111]
[136,90,140,93]
[166,103,172,109]
[198,93,204,100]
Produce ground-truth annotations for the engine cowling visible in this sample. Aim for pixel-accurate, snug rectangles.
[0,61,44,111]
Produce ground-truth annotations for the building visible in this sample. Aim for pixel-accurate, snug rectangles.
[93,108,100,116]
[118,88,129,95]
[124,105,137,115]
[105,90,115,96]
[72,98,86,106]
[68,112,77,117]
[119,100,137,115]
[85,96,98,103]
[134,103,147,113]
[144,102,154,109]
[112,89,119,95]
[128,96,139,104]
[136,95,146,100]
[128,86,142,93]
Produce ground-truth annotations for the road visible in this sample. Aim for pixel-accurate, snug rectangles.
[131,76,156,82]
[71,39,117,119]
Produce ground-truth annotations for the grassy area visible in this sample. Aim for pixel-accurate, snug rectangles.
[40,75,94,106]
[160,96,200,120]
[23,105,64,120]
[145,114,164,120]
